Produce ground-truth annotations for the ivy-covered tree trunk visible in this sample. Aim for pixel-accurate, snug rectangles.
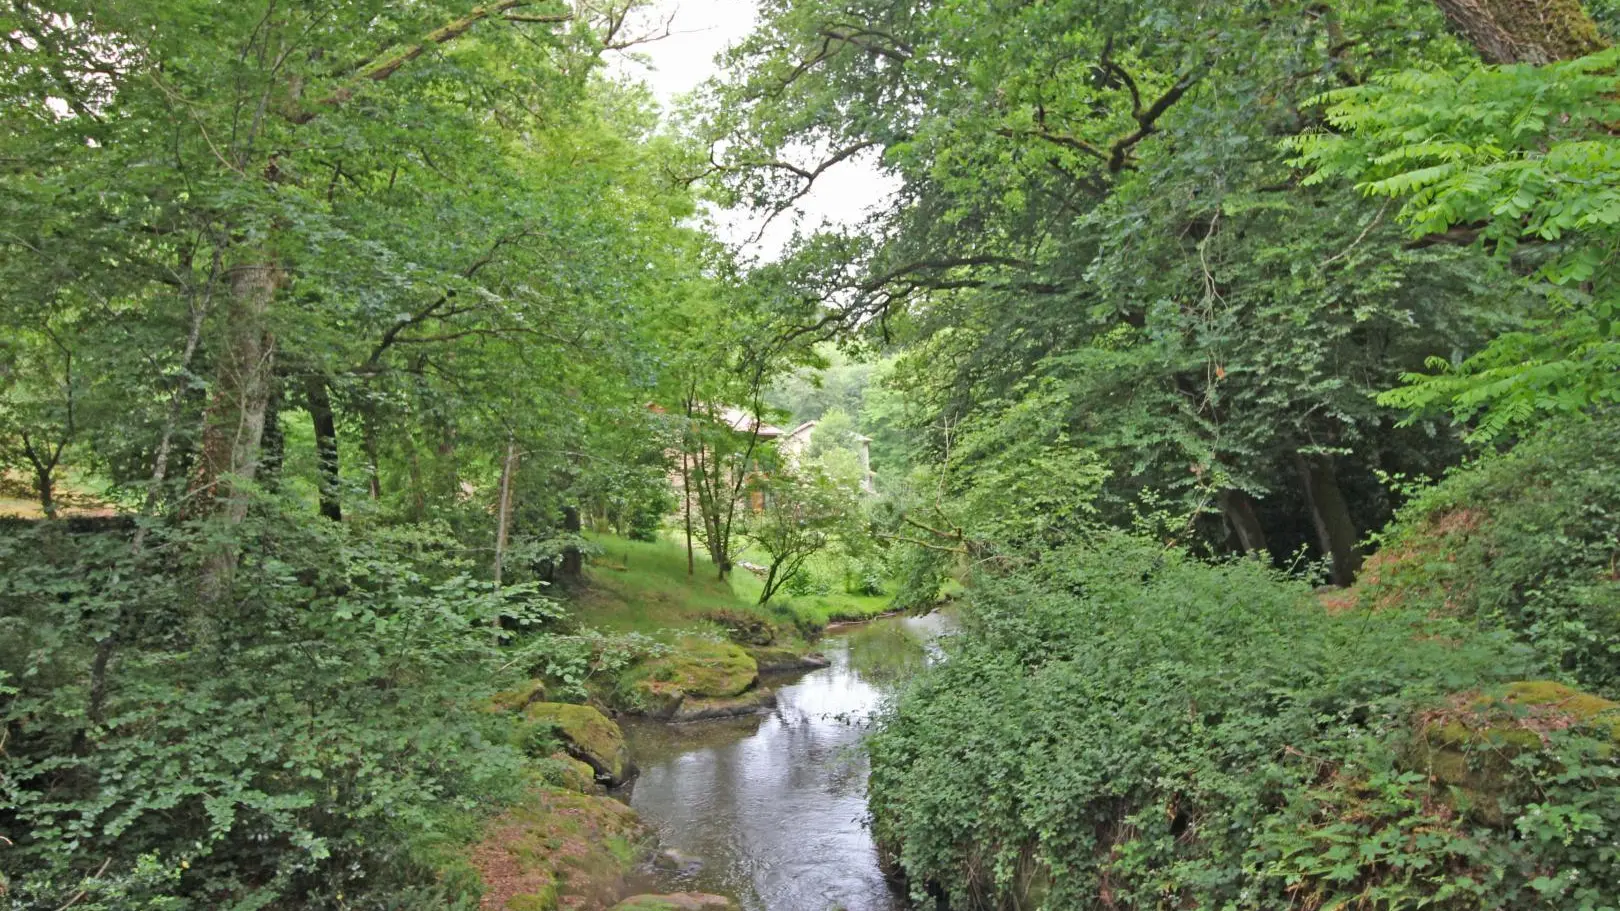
[187,259,279,522]
[1297,453,1364,586]
[492,436,518,586]
[361,407,382,501]
[1431,0,1607,63]
[306,375,342,521]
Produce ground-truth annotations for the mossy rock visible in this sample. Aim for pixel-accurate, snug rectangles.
[525,702,634,785]
[670,688,777,723]
[471,787,650,911]
[1500,681,1620,739]
[1411,680,1620,824]
[490,679,548,713]
[616,639,759,717]
[610,894,740,911]
[647,639,758,697]
[744,645,830,673]
[544,751,601,794]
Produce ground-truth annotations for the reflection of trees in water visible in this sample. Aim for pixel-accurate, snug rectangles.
[845,623,929,686]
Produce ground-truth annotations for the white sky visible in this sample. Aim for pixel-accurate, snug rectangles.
[612,0,895,261]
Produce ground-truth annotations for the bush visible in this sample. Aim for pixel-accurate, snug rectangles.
[842,555,887,597]
[1360,412,1620,695]
[783,566,824,597]
[867,534,1620,910]
[0,509,559,909]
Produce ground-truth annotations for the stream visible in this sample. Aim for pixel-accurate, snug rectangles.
[619,611,951,911]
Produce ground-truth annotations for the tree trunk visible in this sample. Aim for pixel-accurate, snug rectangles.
[560,504,583,580]
[1218,489,1268,556]
[33,463,55,519]
[185,259,278,599]
[186,259,279,522]
[682,447,695,577]
[758,564,778,606]
[492,436,519,586]
[406,431,427,520]
[1297,453,1364,587]
[259,382,285,492]
[306,375,342,521]
[1431,0,1606,63]
[362,409,381,501]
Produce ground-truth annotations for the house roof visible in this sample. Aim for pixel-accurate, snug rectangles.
[784,420,817,441]
[781,419,871,444]
[718,406,785,438]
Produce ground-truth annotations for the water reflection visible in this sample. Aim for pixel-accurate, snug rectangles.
[620,613,947,911]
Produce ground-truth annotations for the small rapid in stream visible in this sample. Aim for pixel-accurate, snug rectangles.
[618,612,951,911]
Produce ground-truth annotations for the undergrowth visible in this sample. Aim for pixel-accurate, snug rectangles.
[868,533,1620,909]
[1358,412,1620,695]
[0,509,567,909]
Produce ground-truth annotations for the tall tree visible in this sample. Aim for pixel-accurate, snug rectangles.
[694,0,1512,581]
[1430,0,1606,62]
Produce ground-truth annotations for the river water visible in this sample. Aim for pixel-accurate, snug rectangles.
[619,612,951,911]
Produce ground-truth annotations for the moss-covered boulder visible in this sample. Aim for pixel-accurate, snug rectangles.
[525,702,634,785]
[743,645,830,673]
[1411,680,1620,823]
[544,752,601,794]
[609,894,740,911]
[616,639,759,719]
[490,679,548,712]
[470,787,650,911]
[670,687,777,723]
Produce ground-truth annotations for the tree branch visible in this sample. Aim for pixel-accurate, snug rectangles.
[290,1,569,124]
[1107,70,1199,172]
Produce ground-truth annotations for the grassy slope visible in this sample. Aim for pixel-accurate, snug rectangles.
[572,532,896,635]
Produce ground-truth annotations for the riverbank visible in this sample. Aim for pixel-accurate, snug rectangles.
[468,600,947,911]
[578,533,900,637]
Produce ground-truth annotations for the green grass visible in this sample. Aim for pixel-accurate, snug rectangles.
[572,532,897,636]
[574,533,761,636]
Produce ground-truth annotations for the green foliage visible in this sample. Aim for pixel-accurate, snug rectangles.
[1362,412,1620,694]
[744,466,862,604]
[808,408,859,458]
[867,533,1620,910]
[1293,48,1620,439]
[702,0,1502,568]
[949,391,1112,556]
[0,510,554,909]
[515,629,671,703]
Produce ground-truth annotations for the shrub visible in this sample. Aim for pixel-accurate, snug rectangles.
[867,533,1620,909]
[1360,412,1620,695]
[842,555,887,597]
[0,509,557,909]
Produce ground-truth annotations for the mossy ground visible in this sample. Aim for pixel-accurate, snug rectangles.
[1412,680,1620,823]
[469,787,649,911]
[610,638,763,717]
[635,639,757,697]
